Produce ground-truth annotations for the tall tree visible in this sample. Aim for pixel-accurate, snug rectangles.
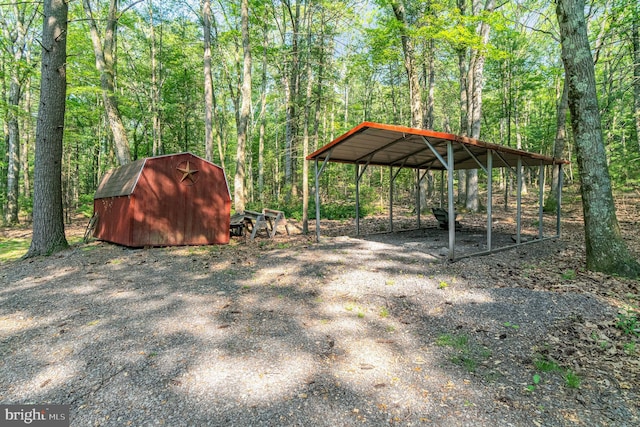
[556,0,640,278]
[632,4,640,151]
[82,0,132,166]
[391,0,424,128]
[465,0,495,212]
[234,0,252,213]
[282,0,301,191]
[26,0,69,257]
[148,0,162,156]
[203,0,216,162]
[551,77,568,200]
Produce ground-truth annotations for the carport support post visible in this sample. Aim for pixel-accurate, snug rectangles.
[516,156,522,244]
[416,169,421,229]
[355,164,360,235]
[389,166,393,232]
[538,161,545,239]
[447,141,455,260]
[440,170,445,207]
[556,163,563,236]
[315,159,321,242]
[487,150,493,252]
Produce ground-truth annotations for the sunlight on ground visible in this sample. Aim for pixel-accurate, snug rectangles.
[0,238,28,262]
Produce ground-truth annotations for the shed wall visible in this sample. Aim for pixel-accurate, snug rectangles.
[93,196,134,246]
[93,153,231,247]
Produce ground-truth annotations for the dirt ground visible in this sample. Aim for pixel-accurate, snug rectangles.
[1,189,639,426]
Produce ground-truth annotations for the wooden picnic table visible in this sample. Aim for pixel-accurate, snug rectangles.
[230,209,290,240]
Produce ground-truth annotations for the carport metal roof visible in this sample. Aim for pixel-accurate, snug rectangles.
[307,122,567,170]
[306,122,569,260]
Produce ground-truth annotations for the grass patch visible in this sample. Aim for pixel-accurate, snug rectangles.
[564,370,581,389]
[436,333,491,373]
[561,269,577,280]
[533,357,561,372]
[530,355,581,390]
[0,238,29,262]
[436,333,468,349]
[616,307,639,337]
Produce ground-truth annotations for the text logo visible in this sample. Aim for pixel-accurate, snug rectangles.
[0,405,69,427]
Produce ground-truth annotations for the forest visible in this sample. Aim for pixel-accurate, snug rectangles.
[1,0,639,230]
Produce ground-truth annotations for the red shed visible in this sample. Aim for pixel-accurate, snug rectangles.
[93,152,231,247]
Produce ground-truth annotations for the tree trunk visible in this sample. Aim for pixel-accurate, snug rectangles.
[258,23,268,204]
[556,0,640,278]
[26,0,69,258]
[551,78,569,198]
[21,75,32,222]
[425,39,436,129]
[465,0,495,213]
[457,0,468,206]
[234,0,251,213]
[149,1,162,156]
[283,0,300,191]
[632,9,640,151]
[83,0,131,166]
[2,4,33,225]
[302,7,314,234]
[203,0,215,162]
[391,0,423,128]
[5,77,20,224]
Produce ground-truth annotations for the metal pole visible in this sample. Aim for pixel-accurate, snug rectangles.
[355,164,360,235]
[389,166,393,232]
[447,142,455,260]
[416,169,421,229]
[315,159,321,242]
[556,164,563,236]
[538,161,545,239]
[516,156,522,245]
[487,150,493,252]
[440,170,444,207]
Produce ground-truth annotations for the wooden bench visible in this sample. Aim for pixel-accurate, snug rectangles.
[432,207,461,230]
[230,213,248,237]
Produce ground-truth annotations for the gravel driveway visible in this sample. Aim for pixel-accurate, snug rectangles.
[1,227,638,426]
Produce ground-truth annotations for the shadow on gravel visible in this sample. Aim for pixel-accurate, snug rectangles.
[0,234,638,426]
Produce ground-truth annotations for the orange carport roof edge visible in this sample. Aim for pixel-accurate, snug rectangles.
[306,121,569,168]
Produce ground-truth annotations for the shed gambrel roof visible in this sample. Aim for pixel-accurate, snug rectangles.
[94,159,146,199]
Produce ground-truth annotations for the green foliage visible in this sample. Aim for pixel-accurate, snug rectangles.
[77,194,95,218]
[0,238,29,263]
[503,321,520,329]
[530,355,581,390]
[616,308,640,337]
[436,333,468,349]
[533,357,561,373]
[564,370,581,389]
[436,332,491,373]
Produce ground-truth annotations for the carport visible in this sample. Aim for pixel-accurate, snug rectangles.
[306,122,569,260]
